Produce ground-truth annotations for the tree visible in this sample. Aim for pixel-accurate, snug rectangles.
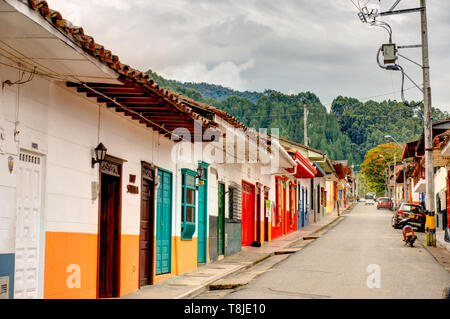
[361,142,402,196]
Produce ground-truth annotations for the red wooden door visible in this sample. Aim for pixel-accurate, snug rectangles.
[289,183,297,232]
[256,187,261,244]
[282,181,287,235]
[264,189,269,242]
[241,181,255,246]
[272,177,284,240]
[447,172,450,227]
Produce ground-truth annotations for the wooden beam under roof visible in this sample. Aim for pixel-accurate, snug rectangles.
[97,97,160,104]
[86,92,149,98]
[68,82,136,88]
[66,81,217,141]
[77,87,148,94]
[104,102,165,109]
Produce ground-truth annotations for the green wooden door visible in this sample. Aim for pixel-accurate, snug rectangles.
[197,163,208,263]
[218,183,225,255]
[156,169,172,275]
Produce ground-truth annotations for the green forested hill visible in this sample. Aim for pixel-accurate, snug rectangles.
[331,96,449,158]
[178,82,264,104]
[146,71,263,103]
[146,71,449,165]
[217,91,358,163]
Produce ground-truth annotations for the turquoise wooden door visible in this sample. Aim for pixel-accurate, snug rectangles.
[156,169,172,275]
[198,163,208,263]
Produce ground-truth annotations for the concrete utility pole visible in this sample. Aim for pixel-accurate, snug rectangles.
[420,0,436,247]
[303,103,308,146]
[403,159,407,203]
[361,1,435,244]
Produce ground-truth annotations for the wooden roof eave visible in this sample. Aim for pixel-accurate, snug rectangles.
[67,81,217,141]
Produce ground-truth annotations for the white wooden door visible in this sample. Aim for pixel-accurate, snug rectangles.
[14,152,43,299]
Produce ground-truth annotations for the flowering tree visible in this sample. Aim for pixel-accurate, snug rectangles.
[361,142,402,196]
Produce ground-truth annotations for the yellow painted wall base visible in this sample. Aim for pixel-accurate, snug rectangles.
[326,200,334,214]
[153,236,202,284]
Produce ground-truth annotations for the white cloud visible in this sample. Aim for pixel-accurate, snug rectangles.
[45,0,450,111]
[160,59,255,90]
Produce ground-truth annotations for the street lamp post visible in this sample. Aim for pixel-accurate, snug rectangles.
[380,154,391,200]
[352,164,355,202]
[386,160,391,199]
[394,152,397,208]
[385,135,407,206]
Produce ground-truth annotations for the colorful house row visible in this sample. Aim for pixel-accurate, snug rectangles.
[0,0,355,299]
[399,118,450,247]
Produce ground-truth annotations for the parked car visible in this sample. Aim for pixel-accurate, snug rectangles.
[377,197,393,210]
[365,193,375,205]
[392,203,426,232]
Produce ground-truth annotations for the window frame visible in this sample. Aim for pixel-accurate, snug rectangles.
[181,168,197,240]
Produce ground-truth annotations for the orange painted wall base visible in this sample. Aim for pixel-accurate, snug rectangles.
[44,232,97,299]
[44,232,209,298]
[120,234,139,297]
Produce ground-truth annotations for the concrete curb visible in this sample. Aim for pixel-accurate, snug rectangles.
[177,253,275,299]
[311,216,342,235]
[183,208,354,299]
[418,238,450,274]
[176,264,245,299]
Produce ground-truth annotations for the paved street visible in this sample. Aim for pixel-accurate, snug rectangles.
[202,203,450,299]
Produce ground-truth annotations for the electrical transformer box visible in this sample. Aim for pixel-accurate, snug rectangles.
[382,43,397,64]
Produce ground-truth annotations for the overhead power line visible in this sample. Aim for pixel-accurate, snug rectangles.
[240,86,421,119]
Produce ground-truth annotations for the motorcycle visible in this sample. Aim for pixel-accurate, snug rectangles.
[398,218,417,247]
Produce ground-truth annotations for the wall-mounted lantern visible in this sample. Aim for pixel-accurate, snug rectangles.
[196,166,205,179]
[91,142,107,168]
[196,165,206,190]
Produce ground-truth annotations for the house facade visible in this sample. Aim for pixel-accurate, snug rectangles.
[0,0,356,300]
[401,119,450,249]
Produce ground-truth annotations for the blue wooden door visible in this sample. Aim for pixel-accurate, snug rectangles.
[304,189,309,226]
[198,164,208,263]
[338,190,342,209]
[156,169,172,275]
[300,188,304,227]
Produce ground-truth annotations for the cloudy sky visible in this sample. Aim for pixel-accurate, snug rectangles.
[49,0,450,111]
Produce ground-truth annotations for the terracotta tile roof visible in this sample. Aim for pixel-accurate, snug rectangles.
[26,0,216,132]
[278,137,326,155]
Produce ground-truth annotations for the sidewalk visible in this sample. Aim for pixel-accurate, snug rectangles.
[436,229,450,252]
[122,203,355,299]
